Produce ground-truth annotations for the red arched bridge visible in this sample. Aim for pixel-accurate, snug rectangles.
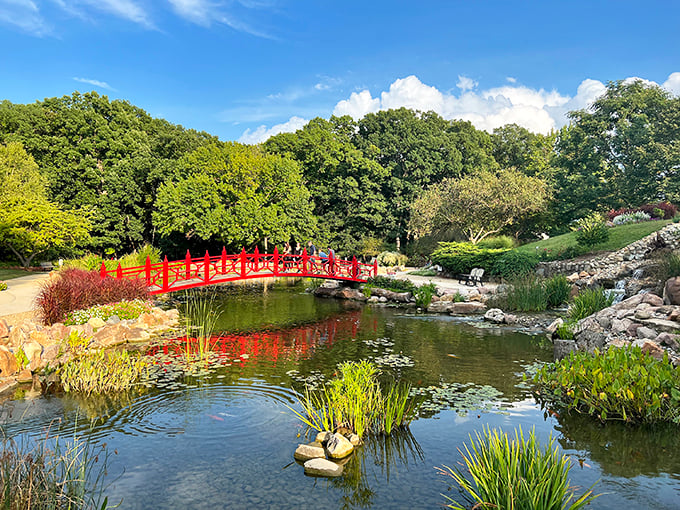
[99,247,377,295]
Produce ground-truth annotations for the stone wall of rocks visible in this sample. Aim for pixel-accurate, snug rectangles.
[0,307,180,384]
[537,223,680,279]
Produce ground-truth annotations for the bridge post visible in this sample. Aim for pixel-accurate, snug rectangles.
[240,248,246,278]
[254,246,260,272]
[204,250,210,284]
[221,247,227,274]
[352,256,358,280]
[162,256,169,291]
[273,246,279,276]
[185,250,192,280]
[99,262,107,279]
[145,256,151,286]
[116,263,123,279]
[373,258,378,278]
[302,248,308,274]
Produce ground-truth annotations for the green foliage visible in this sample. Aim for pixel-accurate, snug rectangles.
[655,251,680,281]
[0,281,6,291]
[14,348,29,370]
[0,433,111,509]
[545,274,572,308]
[414,282,438,308]
[555,323,575,340]
[438,426,598,510]
[356,237,385,261]
[409,168,551,244]
[376,251,408,267]
[365,275,415,294]
[407,269,437,277]
[534,347,680,423]
[64,299,153,325]
[491,250,538,278]
[63,244,162,272]
[154,142,316,250]
[573,213,609,247]
[653,207,664,219]
[503,275,549,312]
[568,287,615,322]
[182,289,224,364]
[477,235,516,250]
[60,349,147,395]
[430,242,508,274]
[287,360,419,437]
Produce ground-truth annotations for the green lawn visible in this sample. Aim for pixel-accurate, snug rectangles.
[516,219,673,258]
[0,269,32,281]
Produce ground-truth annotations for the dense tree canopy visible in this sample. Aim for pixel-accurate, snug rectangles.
[154,143,316,250]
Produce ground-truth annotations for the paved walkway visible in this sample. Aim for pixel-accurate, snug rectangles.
[0,272,51,324]
[389,269,498,294]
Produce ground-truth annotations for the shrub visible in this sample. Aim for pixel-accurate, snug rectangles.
[534,347,680,423]
[573,214,609,247]
[437,426,598,510]
[0,434,111,509]
[357,237,385,260]
[0,281,6,291]
[64,298,153,325]
[545,275,571,308]
[568,287,615,322]
[504,275,548,312]
[377,251,408,267]
[414,282,437,308]
[407,269,437,277]
[491,250,538,278]
[63,244,162,272]
[60,349,147,395]
[477,235,516,250]
[555,322,575,340]
[638,201,678,220]
[656,251,680,281]
[288,360,420,437]
[612,211,651,225]
[430,242,508,274]
[36,269,150,325]
[366,275,415,294]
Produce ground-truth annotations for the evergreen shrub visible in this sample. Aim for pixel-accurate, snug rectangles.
[430,242,508,274]
[477,235,516,250]
[377,251,408,267]
[573,214,609,247]
[491,250,539,278]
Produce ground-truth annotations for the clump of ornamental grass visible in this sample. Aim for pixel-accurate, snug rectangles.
[182,289,223,364]
[568,287,615,322]
[437,426,598,510]
[287,360,420,438]
[60,349,147,395]
[545,274,571,308]
[36,269,150,325]
[414,282,438,308]
[0,432,112,509]
[64,299,153,325]
[534,346,680,424]
[504,275,549,312]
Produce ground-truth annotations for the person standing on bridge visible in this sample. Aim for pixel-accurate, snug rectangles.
[283,241,293,269]
[307,240,317,257]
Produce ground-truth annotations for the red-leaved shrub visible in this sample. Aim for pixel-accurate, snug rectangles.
[36,269,150,325]
[607,202,677,221]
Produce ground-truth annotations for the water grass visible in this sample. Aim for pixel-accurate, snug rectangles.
[288,360,420,438]
[438,426,598,510]
[182,289,223,364]
[568,287,615,322]
[0,430,112,509]
[60,349,147,395]
[504,275,549,312]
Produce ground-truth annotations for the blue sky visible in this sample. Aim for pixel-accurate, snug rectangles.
[1,1,679,143]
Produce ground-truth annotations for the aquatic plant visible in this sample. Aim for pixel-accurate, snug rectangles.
[414,282,437,308]
[0,432,112,509]
[545,274,571,308]
[288,360,420,438]
[65,299,153,325]
[437,426,598,510]
[503,275,548,312]
[534,346,680,424]
[568,287,614,322]
[60,349,147,395]
[182,289,223,364]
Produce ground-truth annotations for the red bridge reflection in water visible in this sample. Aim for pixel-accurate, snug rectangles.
[146,310,378,365]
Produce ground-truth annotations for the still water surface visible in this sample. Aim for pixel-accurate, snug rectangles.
[2,284,679,509]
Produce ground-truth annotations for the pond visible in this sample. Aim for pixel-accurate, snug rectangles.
[1,283,679,509]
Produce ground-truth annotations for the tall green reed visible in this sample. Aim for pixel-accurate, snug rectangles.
[182,289,223,364]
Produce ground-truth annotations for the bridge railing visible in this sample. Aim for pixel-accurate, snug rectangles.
[99,246,377,294]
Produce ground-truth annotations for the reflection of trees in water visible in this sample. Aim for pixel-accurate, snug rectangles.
[555,413,680,478]
[331,429,425,509]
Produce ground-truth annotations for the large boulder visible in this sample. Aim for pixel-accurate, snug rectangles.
[303,458,343,477]
[427,301,453,313]
[336,288,368,301]
[553,339,577,360]
[484,308,505,324]
[663,277,680,305]
[0,345,18,376]
[632,339,665,361]
[449,302,487,315]
[0,319,9,340]
[325,432,354,459]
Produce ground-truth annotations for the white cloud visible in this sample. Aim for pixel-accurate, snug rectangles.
[166,0,271,37]
[0,0,50,35]
[506,76,517,83]
[73,77,115,90]
[76,0,151,26]
[238,116,307,144]
[456,75,477,91]
[662,72,680,95]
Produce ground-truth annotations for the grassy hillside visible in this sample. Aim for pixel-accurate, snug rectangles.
[516,220,673,258]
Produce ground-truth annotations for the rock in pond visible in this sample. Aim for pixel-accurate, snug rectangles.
[294,442,325,461]
[303,458,343,478]
[325,432,354,459]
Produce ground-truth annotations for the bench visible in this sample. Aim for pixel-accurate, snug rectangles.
[39,261,54,271]
[458,267,484,286]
